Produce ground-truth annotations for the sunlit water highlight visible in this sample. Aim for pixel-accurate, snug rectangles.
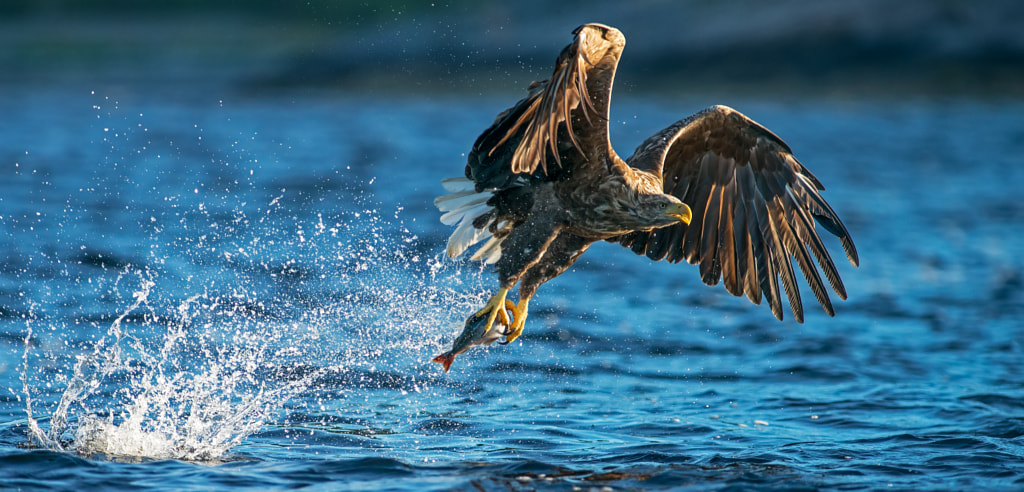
[1,90,1023,490]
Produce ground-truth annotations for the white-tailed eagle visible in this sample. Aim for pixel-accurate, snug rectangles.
[433,23,859,371]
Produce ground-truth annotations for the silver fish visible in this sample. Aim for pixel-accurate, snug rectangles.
[432,299,516,372]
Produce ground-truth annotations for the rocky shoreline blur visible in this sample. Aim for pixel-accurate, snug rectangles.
[2,0,1022,98]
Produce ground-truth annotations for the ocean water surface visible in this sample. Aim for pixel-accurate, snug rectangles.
[1,88,1022,490]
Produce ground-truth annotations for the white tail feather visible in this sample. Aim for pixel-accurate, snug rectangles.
[441,177,474,192]
[436,177,505,262]
[433,189,479,209]
[470,235,503,264]
[439,196,490,225]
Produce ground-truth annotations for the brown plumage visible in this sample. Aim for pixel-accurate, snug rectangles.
[433,23,858,370]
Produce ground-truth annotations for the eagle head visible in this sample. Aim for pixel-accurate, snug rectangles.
[633,194,692,230]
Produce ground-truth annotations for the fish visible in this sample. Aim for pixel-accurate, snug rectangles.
[432,299,517,372]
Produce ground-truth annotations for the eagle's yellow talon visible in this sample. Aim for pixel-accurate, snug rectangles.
[497,299,517,326]
[502,299,530,344]
[473,288,510,335]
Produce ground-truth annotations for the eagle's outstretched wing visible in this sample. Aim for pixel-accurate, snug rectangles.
[464,24,622,191]
[613,105,859,322]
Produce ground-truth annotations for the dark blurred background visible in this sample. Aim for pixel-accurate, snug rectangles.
[2,0,1023,99]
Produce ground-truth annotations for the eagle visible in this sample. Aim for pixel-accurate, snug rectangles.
[432,23,858,371]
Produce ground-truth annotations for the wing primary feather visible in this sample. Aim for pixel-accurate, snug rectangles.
[750,179,783,320]
[682,153,716,264]
[800,194,858,267]
[572,32,598,125]
[645,226,672,262]
[655,223,684,263]
[556,62,582,159]
[733,167,761,304]
[493,97,536,152]
[699,183,723,285]
[788,167,859,267]
[719,175,740,296]
[730,196,750,300]
[767,197,804,323]
[780,191,834,316]
[627,232,649,257]
[788,155,826,189]
[541,67,566,170]
[660,173,693,263]
[790,196,849,300]
[494,98,538,173]
[763,229,784,320]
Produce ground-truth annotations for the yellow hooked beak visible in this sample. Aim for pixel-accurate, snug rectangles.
[663,202,692,224]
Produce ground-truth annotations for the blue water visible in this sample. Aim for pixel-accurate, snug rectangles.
[1,88,1023,490]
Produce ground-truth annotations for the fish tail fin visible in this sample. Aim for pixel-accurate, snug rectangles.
[432,352,455,372]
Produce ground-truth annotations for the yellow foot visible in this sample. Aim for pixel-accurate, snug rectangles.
[501,299,530,344]
[474,288,511,333]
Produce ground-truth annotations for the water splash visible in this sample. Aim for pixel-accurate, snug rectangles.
[22,269,325,461]
[20,208,481,461]
[15,96,490,461]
